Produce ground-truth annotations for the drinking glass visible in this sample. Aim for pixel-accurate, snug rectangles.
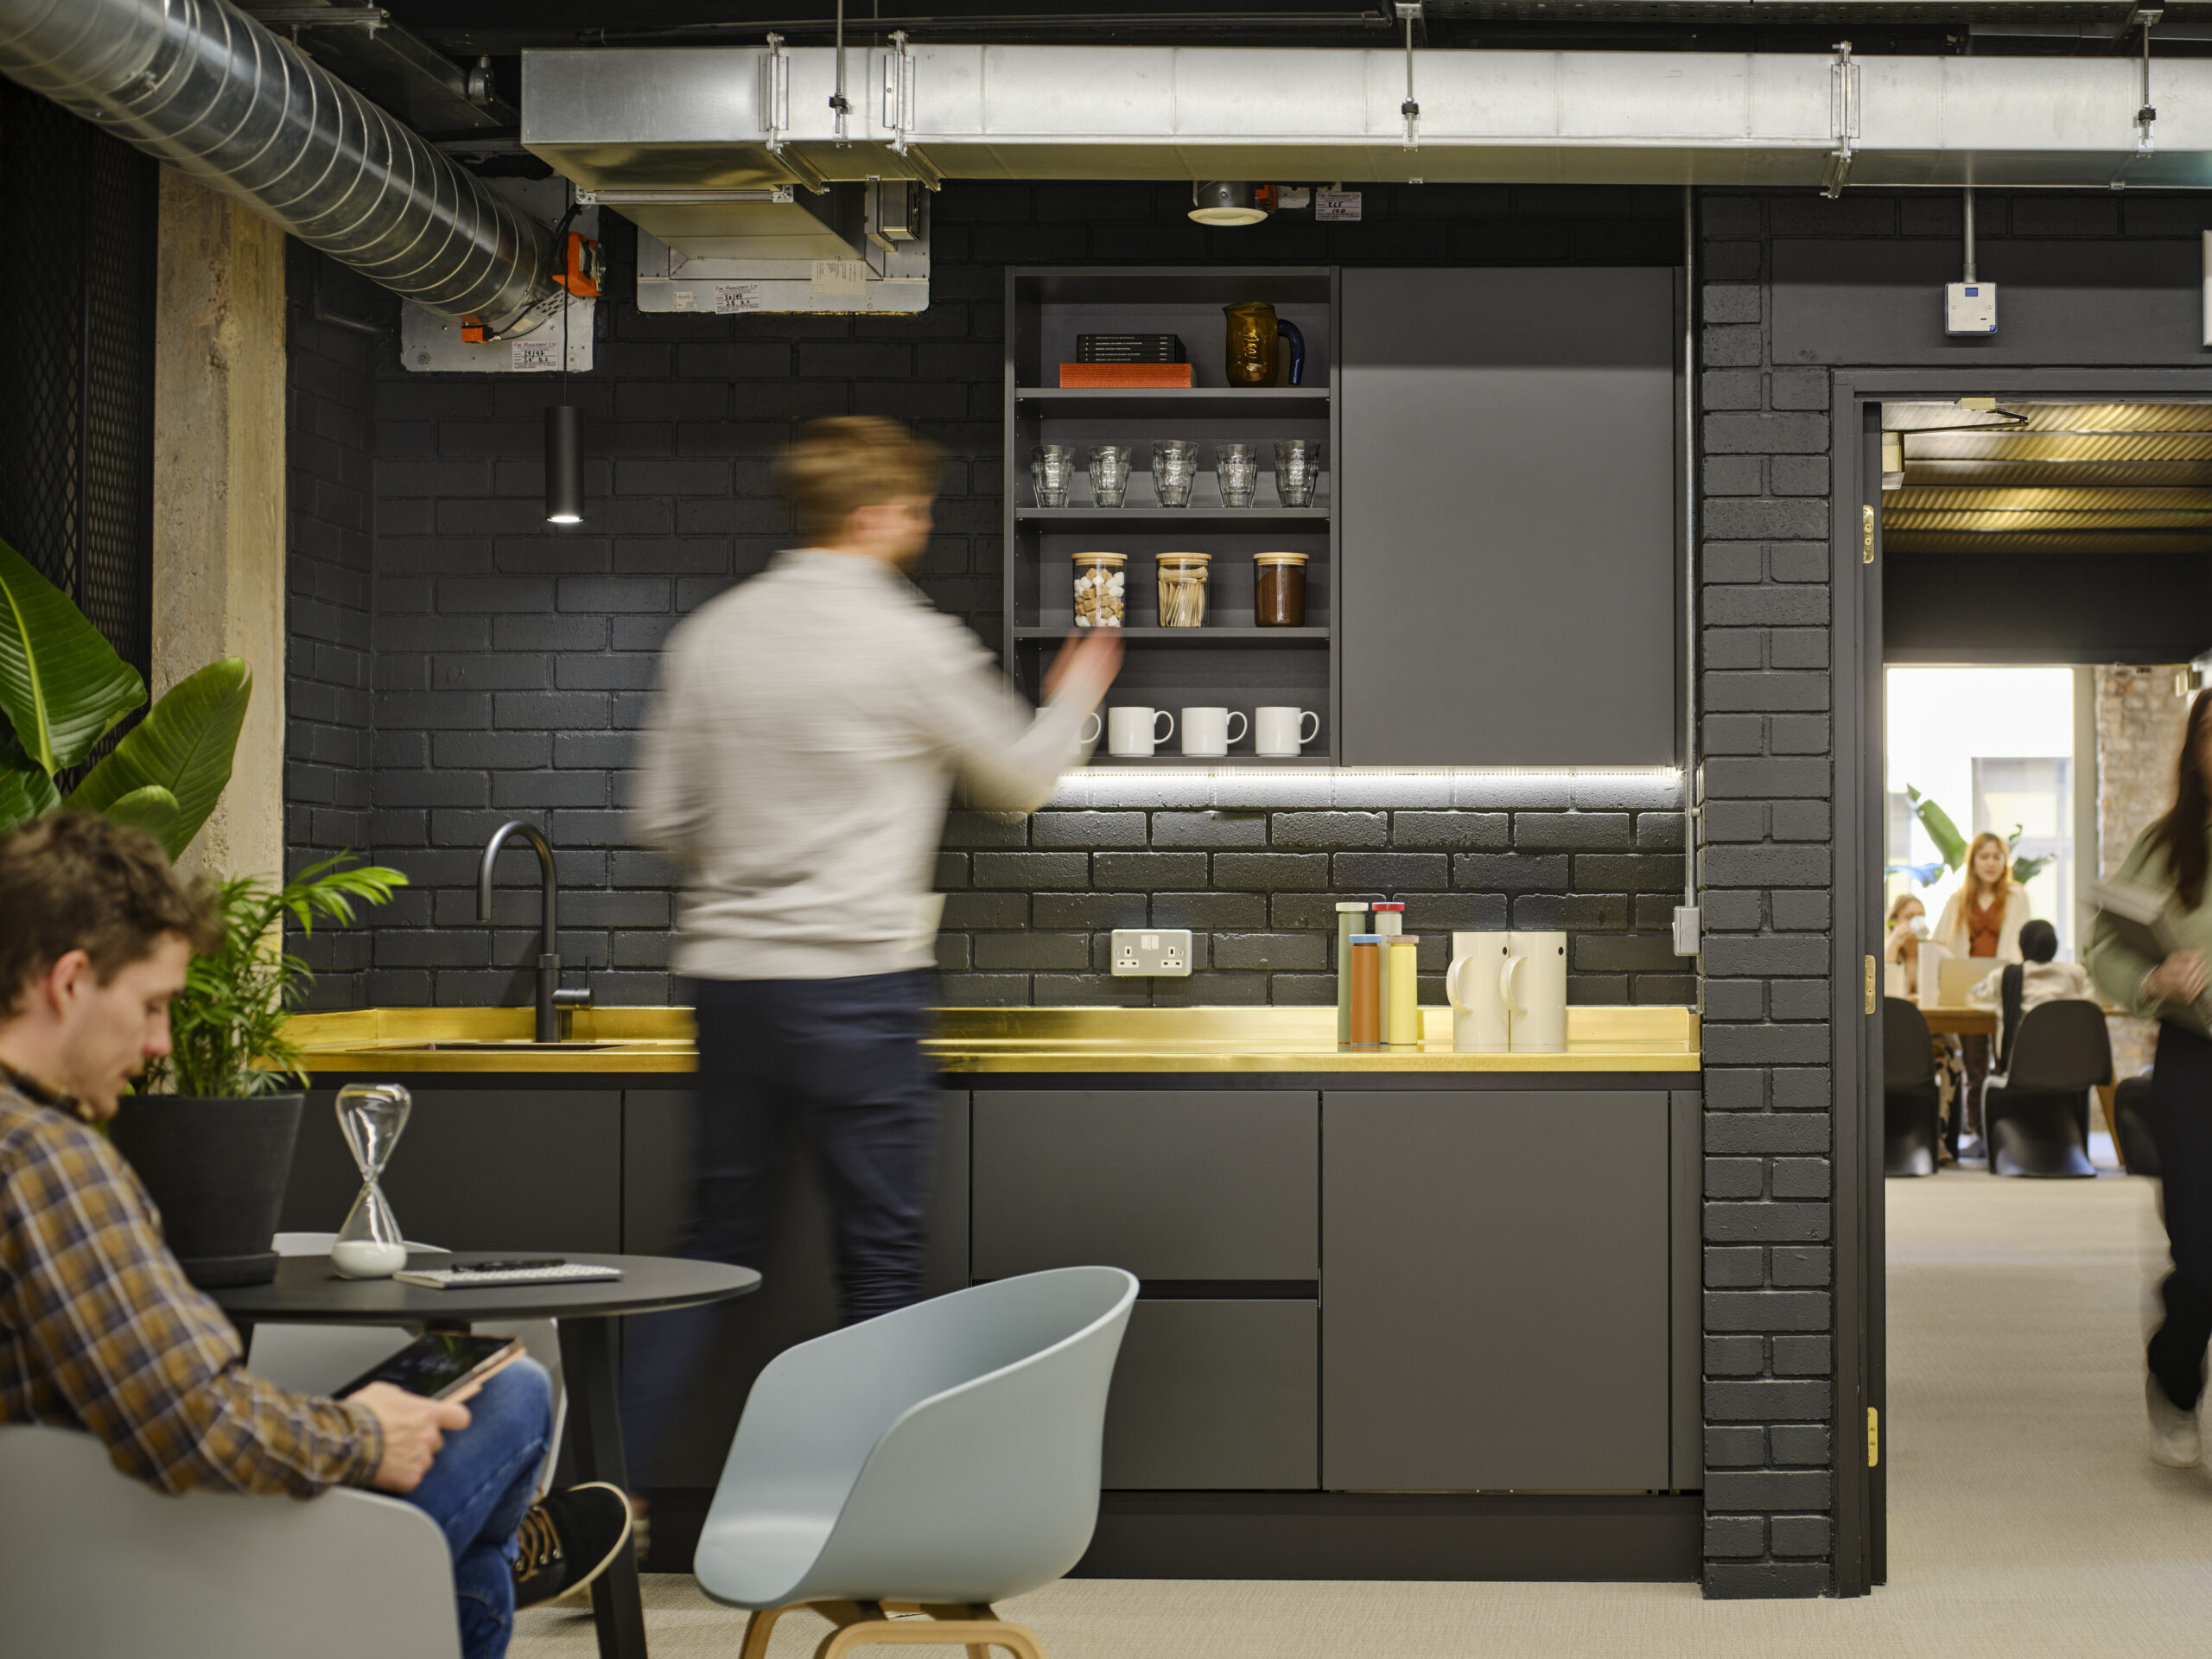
[1273,439,1321,507]
[1088,444,1132,507]
[1216,442,1260,508]
[1032,444,1076,508]
[1151,439,1198,508]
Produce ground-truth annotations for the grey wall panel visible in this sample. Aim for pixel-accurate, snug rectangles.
[1337,266,1678,767]
[621,1089,969,1488]
[1771,238,2203,366]
[1321,1090,1670,1492]
[1885,552,2212,665]
[1103,1300,1319,1491]
[283,1088,620,1253]
[1669,1089,1701,1491]
[972,1090,1319,1281]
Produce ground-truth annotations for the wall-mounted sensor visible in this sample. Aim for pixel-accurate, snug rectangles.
[1945,282,1997,335]
[1112,929,1192,976]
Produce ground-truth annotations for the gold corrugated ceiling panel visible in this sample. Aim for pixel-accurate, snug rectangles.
[1905,461,2212,489]
[2005,403,2212,433]
[1886,508,2212,531]
[1909,432,2212,462]
[1885,530,2212,555]
[1889,486,2212,513]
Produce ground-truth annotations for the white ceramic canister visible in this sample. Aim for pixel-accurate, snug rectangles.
[1503,930,1568,1053]
[1446,931,1511,1053]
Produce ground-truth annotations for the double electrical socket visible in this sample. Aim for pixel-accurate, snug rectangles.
[1111,928,1192,976]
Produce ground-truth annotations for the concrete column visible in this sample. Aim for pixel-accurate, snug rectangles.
[151,170,288,884]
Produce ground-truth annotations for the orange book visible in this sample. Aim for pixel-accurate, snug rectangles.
[1058,362,1194,388]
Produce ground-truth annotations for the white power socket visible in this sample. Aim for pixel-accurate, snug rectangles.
[1112,928,1192,976]
[1944,281,1997,335]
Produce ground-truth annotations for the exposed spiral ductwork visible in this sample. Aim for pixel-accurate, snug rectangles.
[0,0,557,327]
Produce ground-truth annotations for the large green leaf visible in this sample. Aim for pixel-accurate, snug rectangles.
[0,538,146,773]
[101,784,180,842]
[0,763,60,837]
[67,659,251,860]
[1904,784,1967,873]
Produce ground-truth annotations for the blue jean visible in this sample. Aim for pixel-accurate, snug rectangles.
[399,1356,555,1659]
[620,970,941,1471]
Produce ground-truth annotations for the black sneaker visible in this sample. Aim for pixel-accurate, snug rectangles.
[512,1482,633,1610]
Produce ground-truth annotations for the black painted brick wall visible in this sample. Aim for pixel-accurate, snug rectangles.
[285,181,1691,1013]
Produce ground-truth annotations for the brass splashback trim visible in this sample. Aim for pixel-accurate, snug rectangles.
[284,1005,1698,1075]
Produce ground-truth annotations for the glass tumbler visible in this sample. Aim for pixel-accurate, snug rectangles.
[1151,439,1198,508]
[1273,439,1321,507]
[1033,443,1076,507]
[1088,445,1132,507]
[1216,442,1260,508]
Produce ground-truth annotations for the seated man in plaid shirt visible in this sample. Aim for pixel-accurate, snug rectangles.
[0,814,629,1658]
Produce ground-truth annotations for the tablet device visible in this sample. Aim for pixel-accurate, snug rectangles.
[336,1332,523,1401]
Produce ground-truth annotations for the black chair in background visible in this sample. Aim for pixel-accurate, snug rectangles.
[2114,1072,2159,1176]
[1884,996,1942,1178]
[1983,1000,2108,1179]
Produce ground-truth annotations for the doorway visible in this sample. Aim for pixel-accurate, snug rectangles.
[1834,379,2212,1592]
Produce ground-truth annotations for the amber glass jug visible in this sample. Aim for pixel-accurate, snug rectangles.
[1224,302,1278,387]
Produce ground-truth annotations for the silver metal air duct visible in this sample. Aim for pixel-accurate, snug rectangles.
[0,0,556,327]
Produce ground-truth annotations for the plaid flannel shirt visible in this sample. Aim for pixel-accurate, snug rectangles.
[0,1065,382,1496]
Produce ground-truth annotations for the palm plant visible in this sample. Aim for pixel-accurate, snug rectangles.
[0,537,251,855]
[1887,783,2055,889]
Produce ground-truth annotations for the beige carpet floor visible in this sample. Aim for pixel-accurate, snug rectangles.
[518,1171,2212,1657]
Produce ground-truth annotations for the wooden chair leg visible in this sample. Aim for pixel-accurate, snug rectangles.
[739,1605,794,1659]
[813,1612,1047,1659]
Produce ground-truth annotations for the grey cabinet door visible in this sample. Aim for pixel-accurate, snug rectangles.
[971,1090,1318,1281]
[281,1089,621,1253]
[1337,267,1679,766]
[1321,1090,1670,1492]
[1103,1300,1318,1491]
[620,1089,969,1489]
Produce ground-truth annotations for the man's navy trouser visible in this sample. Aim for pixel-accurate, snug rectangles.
[619,970,941,1471]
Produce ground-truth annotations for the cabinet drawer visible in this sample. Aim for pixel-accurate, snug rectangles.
[1104,1300,1317,1491]
[972,1090,1317,1281]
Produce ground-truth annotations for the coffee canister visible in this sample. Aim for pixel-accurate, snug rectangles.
[1386,936,1421,1046]
[1335,902,1370,1045]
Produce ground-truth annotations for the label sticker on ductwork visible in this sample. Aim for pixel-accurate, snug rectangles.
[810,260,870,299]
[712,283,763,314]
[512,339,560,371]
[1315,189,1363,221]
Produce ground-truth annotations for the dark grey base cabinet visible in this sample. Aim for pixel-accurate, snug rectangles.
[1321,1090,1673,1492]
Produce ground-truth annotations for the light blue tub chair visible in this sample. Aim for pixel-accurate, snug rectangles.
[693,1265,1137,1659]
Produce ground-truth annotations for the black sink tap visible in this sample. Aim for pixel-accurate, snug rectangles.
[478,819,593,1042]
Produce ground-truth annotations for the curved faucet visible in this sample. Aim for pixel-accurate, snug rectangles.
[479,819,593,1043]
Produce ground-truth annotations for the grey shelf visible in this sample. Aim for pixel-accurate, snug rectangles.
[1077,753,1337,767]
[1016,387,1331,416]
[1016,507,1331,523]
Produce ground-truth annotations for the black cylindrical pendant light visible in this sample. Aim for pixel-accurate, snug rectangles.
[544,404,582,524]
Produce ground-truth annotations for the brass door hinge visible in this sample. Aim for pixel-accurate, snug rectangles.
[1867,1406,1880,1467]
[1864,955,1877,1014]
[1861,503,1875,564]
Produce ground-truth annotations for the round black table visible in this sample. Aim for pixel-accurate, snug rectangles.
[212,1251,759,1659]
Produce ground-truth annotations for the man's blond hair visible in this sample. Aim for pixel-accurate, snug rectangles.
[777,416,945,543]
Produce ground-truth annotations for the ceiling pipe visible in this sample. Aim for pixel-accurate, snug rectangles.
[0,0,558,327]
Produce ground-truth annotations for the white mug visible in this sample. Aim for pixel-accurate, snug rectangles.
[1181,707,1249,757]
[1446,931,1512,1053]
[1078,710,1103,744]
[1254,706,1320,757]
[1107,706,1175,757]
[1502,929,1568,1053]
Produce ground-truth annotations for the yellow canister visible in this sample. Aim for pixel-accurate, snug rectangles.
[1387,935,1421,1046]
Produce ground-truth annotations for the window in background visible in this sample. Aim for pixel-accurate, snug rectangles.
[1885,665,2080,957]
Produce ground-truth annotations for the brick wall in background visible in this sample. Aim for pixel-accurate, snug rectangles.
[2096,663,2189,1077]
[283,246,382,1005]
[296,181,1689,1012]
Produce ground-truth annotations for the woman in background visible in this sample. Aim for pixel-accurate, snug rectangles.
[1933,831,2032,1156]
[1885,892,1929,996]
[2088,688,2212,1468]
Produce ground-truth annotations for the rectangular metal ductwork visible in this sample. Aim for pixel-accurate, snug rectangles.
[522,42,2212,194]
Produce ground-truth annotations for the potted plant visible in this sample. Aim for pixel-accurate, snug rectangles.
[0,537,406,1285]
[110,858,405,1287]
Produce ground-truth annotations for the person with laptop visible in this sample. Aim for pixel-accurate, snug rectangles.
[1932,830,2034,1158]
[0,813,627,1656]
[2088,688,2212,1469]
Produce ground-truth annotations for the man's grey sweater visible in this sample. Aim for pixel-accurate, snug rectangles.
[634,550,1093,981]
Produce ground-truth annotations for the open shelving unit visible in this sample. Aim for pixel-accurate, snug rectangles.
[1005,267,1340,766]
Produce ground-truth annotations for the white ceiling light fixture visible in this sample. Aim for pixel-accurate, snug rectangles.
[1189,181,1273,226]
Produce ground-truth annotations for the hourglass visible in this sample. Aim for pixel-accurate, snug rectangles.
[332,1083,412,1280]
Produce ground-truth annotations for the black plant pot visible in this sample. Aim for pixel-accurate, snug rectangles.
[109,1094,304,1288]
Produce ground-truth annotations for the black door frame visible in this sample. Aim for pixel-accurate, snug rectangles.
[1827,365,2212,1596]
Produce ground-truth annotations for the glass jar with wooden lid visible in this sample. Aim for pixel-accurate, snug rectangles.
[1253,551,1309,626]
[1156,552,1211,628]
[1071,550,1126,628]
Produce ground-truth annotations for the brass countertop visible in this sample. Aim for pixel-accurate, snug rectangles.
[284,1005,1699,1075]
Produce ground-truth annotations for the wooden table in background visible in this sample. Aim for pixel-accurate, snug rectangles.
[1915,1003,2123,1166]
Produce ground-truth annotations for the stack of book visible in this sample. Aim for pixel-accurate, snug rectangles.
[1059,333,1192,387]
[1076,334,1185,362]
